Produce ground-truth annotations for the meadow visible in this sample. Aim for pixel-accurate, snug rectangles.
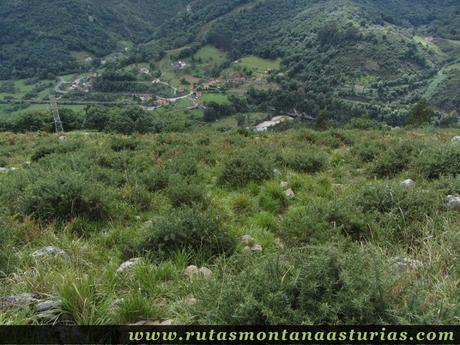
[0,127,458,325]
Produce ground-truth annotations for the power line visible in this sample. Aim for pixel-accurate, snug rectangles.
[49,94,64,132]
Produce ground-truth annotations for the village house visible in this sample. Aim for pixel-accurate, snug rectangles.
[140,67,150,75]
[139,95,152,102]
[155,98,170,106]
[172,61,187,70]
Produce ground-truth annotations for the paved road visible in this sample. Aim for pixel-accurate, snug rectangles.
[54,77,69,94]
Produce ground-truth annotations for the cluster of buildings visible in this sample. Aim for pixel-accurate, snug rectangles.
[172,60,188,70]
[69,76,94,93]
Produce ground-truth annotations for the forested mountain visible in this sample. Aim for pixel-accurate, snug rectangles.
[153,0,459,115]
[0,0,187,78]
[1,0,459,114]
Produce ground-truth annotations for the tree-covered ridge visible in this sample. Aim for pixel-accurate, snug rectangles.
[0,0,188,79]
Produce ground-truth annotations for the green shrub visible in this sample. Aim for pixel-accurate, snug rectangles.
[165,175,208,208]
[323,130,354,147]
[346,116,383,130]
[252,211,278,232]
[165,156,198,177]
[413,144,460,179]
[193,244,398,324]
[257,182,288,213]
[31,141,82,162]
[0,210,15,274]
[433,175,460,194]
[231,193,254,214]
[121,184,152,211]
[353,182,440,224]
[141,207,235,260]
[351,182,442,244]
[282,199,367,244]
[219,150,274,187]
[140,169,169,192]
[371,142,420,177]
[18,172,111,222]
[279,149,329,173]
[352,142,385,162]
[110,137,140,152]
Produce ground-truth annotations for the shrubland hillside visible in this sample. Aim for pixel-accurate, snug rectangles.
[0,128,459,324]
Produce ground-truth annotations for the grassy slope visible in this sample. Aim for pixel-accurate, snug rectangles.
[0,127,458,324]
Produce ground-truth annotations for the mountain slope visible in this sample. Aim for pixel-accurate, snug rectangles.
[157,0,458,114]
[0,0,188,78]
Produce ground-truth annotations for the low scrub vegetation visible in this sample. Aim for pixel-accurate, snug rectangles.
[0,128,458,325]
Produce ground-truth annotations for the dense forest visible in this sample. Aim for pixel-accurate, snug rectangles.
[0,0,188,78]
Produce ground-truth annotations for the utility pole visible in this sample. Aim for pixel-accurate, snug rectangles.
[49,94,64,132]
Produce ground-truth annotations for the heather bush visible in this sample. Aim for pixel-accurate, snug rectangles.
[279,149,329,173]
[193,244,400,324]
[110,137,140,152]
[18,171,111,222]
[219,150,274,187]
[165,175,208,208]
[0,210,15,274]
[353,182,441,224]
[140,168,169,192]
[140,207,236,260]
[352,141,385,162]
[257,182,288,213]
[413,144,460,179]
[371,142,420,177]
[282,198,369,244]
[165,156,198,177]
[31,141,82,161]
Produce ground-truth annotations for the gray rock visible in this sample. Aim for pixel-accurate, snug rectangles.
[36,299,62,313]
[451,136,460,143]
[199,267,213,279]
[58,136,66,142]
[284,188,295,199]
[275,238,285,250]
[280,181,289,189]
[0,167,8,173]
[241,234,254,246]
[116,258,142,273]
[36,309,62,322]
[251,244,263,253]
[446,195,460,210]
[184,265,212,279]
[32,246,67,258]
[184,265,199,278]
[185,297,197,306]
[1,293,38,309]
[401,179,415,188]
[391,256,423,273]
[243,243,263,253]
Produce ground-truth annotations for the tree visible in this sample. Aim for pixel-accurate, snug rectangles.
[406,99,435,126]
[315,109,330,129]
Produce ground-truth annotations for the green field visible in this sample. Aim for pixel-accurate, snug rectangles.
[194,45,228,66]
[238,56,281,73]
[200,93,230,105]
